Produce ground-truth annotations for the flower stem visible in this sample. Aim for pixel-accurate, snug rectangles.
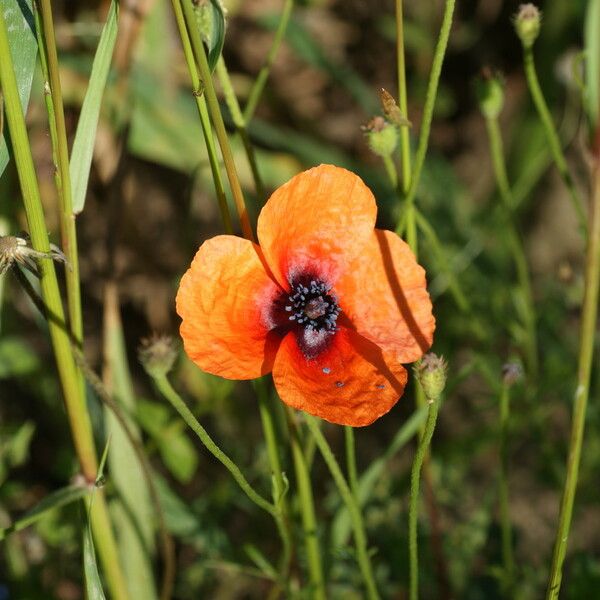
[498,382,514,595]
[170,0,233,234]
[408,396,440,600]
[179,0,254,241]
[485,115,538,379]
[522,46,586,231]
[304,415,380,600]
[153,374,276,517]
[395,0,411,195]
[344,426,359,498]
[395,0,455,252]
[243,0,294,123]
[286,409,326,600]
[546,132,600,599]
[0,14,129,600]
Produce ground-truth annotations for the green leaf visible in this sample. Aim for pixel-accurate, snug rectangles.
[585,0,600,126]
[0,336,40,377]
[2,421,36,468]
[193,0,226,72]
[83,509,107,600]
[0,0,37,178]
[70,0,118,214]
[0,484,89,540]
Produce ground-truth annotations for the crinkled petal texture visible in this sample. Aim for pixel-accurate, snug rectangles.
[176,235,282,380]
[273,327,408,427]
[257,164,377,288]
[337,229,435,363]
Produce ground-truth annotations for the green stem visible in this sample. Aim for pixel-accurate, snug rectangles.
[408,396,440,600]
[305,415,380,600]
[36,0,83,349]
[216,56,265,200]
[522,46,586,231]
[255,380,292,596]
[395,0,455,247]
[286,409,326,600]
[243,0,294,122]
[395,0,411,194]
[153,374,276,516]
[499,383,514,595]
[344,426,359,499]
[170,0,233,233]
[0,14,130,600]
[382,154,398,190]
[180,0,254,241]
[485,116,538,379]
[546,137,600,599]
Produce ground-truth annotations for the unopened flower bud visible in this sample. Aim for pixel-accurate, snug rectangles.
[138,334,179,378]
[514,4,541,49]
[475,68,505,119]
[379,88,411,128]
[502,362,523,387]
[362,116,398,158]
[415,353,447,402]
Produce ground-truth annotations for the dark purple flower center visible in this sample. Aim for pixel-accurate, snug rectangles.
[271,276,341,359]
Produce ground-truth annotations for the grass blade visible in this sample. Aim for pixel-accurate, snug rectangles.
[70,0,118,214]
[585,0,600,126]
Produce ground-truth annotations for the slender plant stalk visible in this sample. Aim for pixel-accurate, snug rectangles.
[305,415,380,600]
[485,116,538,379]
[170,0,233,233]
[254,380,292,596]
[498,382,514,595]
[179,0,254,241]
[382,154,398,190]
[243,0,294,122]
[395,0,411,195]
[408,395,441,600]
[522,46,586,230]
[546,132,600,599]
[153,374,276,516]
[286,409,326,600]
[344,426,359,498]
[216,57,265,200]
[36,0,83,349]
[396,0,455,253]
[0,15,130,600]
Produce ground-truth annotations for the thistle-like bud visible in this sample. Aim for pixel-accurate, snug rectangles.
[475,68,505,119]
[415,353,447,402]
[514,4,541,49]
[502,362,523,387]
[362,116,398,158]
[138,334,179,378]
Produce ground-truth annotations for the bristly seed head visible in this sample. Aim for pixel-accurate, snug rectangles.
[0,234,67,276]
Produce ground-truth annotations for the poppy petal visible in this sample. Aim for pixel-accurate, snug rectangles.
[337,229,435,363]
[272,327,408,426]
[176,235,282,379]
[257,164,377,289]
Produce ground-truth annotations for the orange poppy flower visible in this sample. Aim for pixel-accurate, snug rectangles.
[176,165,435,426]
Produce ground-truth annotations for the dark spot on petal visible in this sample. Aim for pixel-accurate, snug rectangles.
[335,381,344,388]
[322,367,331,374]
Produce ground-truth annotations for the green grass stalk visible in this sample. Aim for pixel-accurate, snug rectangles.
[522,46,586,230]
[170,0,233,234]
[485,116,538,379]
[395,0,411,195]
[36,0,83,349]
[0,14,129,600]
[243,0,294,122]
[408,394,441,600]
[305,415,380,600]
[179,0,254,241]
[344,426,359,499]
[286,410,326,600]
[546,133,600,598]
[498,382,515,595]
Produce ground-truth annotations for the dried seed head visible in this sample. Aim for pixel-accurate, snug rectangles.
[415,353,447,402]
[475,68,505,119]
[502,362,523,387]
[138,334,179,378]
[514,4,541,49]
[379,88,411,128]
[0,234,66,276]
